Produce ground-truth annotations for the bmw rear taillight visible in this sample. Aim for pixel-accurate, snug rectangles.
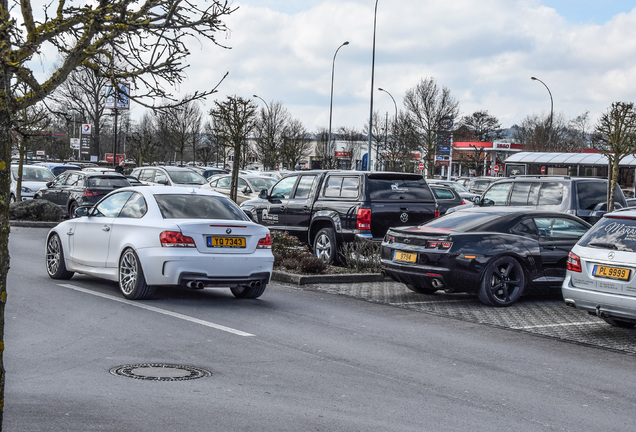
[566,251,582,272]
[357,208,371,230]
[160,231,196,248]
[257,234,272,249]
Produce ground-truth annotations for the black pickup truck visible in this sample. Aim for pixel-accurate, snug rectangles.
[239,170,439,263]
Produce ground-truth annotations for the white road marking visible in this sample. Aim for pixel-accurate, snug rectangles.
[58,283,255,337]
[512,322,599,330]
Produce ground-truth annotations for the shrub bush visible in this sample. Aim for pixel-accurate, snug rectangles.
[339,238,381,273]
[299,254,327,274]
[10,199,65,222]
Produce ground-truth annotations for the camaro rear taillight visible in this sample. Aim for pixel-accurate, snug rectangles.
[426,240,452,250]
[257,234,272,249]
[160,231,196,248]
[357,208,371,230]
[566,251,582,272]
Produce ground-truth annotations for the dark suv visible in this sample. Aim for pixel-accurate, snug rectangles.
[35,171,131,217]
[475,176,627,223]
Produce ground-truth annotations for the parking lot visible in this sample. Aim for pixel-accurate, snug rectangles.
[299,279,636,355]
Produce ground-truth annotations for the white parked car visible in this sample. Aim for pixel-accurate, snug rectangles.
[563,209,636,328]
[10,164,56,201]
[200,174,277,204]
[45,186,274,300]
[129,166,207,187]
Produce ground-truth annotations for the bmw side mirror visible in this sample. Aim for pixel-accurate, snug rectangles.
[75,206,90,217]
[258,189,268,199]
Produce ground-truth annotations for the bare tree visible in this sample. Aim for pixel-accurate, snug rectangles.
[210,96,257,201]
[403,77,460,177]
[457,110,504,142]
[385,112,419,172]
[161,98,204,165]
[280,118,311,169]
[592,102,636,212]
[127,113,159,166]
[0,1,237,421]
[253,100,290,170]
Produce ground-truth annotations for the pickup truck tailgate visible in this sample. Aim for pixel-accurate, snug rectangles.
[365,174,437,240]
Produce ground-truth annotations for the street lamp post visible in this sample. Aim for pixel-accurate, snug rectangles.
[328,41,349,166]
[531,76,553,132]
[366,0,379,171]
[253,94,271,168]
[378,87,397,121]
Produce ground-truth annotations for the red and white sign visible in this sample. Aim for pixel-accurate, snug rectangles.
[334,151,350,158]
[494,165,499,174]
[419,162,424,170]
[541,166,546,174]
[105,153,126,163]
[82,124,91,134]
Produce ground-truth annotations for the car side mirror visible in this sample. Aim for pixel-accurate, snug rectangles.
[242,187,250,194]
[473,196,481,206]
[46,181,53,187]
[75,206,90,217]
[258,189,268,199]
[157,179,168,185]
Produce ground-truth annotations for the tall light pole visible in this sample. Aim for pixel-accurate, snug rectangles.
[328,41,349,165]
[531,76,553,132]
[366,0,379,171]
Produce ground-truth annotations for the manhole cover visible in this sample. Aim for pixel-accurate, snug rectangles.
[110,364,212,381]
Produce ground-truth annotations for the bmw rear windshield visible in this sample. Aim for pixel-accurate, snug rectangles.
[367,174,434,200]
[155,194,249,220]
[577,215,636,252]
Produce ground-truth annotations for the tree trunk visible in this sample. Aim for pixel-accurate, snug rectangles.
[0,102,13,426]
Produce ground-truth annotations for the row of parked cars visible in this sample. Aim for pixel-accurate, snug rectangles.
[22,161,636,328]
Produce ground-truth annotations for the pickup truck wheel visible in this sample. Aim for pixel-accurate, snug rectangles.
[314,228,337,265]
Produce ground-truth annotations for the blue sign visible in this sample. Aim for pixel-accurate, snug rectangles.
[361,153,368,171]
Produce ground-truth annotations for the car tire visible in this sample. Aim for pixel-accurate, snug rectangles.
[313,227,338,265]
[602,317,636,328]
[406,284,438,295]
[45,233,74,280]
[477,256,526,307]
[68,201,78,218]
[231,283,267,299]
[119,248,155,300]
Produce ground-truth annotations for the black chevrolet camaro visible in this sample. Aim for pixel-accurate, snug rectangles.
[380,207,591,306]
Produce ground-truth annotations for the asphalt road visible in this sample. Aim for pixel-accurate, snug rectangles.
[4,227,635,431]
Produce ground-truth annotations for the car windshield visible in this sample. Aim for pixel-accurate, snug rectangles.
[248,177,276,191]
[167,170,207,185]
[578,215,636,252]
[154,194,249,220]
[419,211,502,231]
[87,176,131,188]
[12,166,55,182]
[367,175,434,200]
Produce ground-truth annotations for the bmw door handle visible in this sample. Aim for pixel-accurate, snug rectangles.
[543,245,556,250]
[102,225,110,232]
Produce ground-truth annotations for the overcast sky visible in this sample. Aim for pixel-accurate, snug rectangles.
[177,0,635,134]
[32,1,636,135]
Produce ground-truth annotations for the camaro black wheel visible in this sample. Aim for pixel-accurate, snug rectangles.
[46,233,74,280]
[119,248,155,300]
[478,256,526,307]
[231,283,267,299]
[602,317,636,328]
[313,227,338,265]
[406,284,438,295]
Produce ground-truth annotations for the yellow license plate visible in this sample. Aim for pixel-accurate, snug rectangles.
[593,265,630,281]
[393,251,417,263]
[207,236,246,248]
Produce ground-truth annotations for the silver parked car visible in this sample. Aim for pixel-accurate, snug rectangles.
[563,209,636,328]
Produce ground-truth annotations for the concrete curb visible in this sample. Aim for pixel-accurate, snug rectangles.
[272,270,386,285]
[10,220,59,228]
